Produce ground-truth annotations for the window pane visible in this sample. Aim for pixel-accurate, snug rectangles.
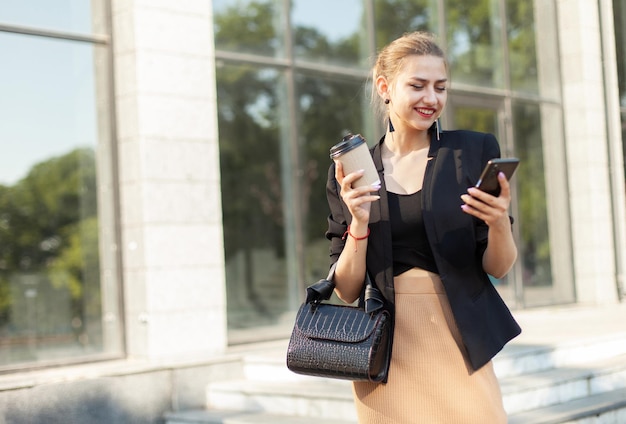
[216,63,291,337]
[0,33,121,367]
[450,105,498,133]
[292,0,368,67]
[374,0,438,50]
[213,0,285,57]
[623,111,626,169]
[0,0,105,35]
[615,0,626,107]
[515,104,551,293]
[445,0,505,88]
[513,102,574,306]
[296,73,370,286]
[506,0,538,93]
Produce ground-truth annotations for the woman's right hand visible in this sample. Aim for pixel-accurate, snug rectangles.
[335,161,381,224]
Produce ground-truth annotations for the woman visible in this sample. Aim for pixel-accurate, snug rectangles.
[325,31,521,423]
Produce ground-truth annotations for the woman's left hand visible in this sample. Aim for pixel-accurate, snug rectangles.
[462,172,517,277]
[461,172,511,229]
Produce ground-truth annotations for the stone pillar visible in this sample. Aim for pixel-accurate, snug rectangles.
[111,0,227,358]
[556,0,623,304]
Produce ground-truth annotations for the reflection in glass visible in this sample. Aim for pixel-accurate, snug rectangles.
[216,63,291,334]
[296,73,370,285]
[614,1,626,205]
[292,0,367,67]
[213,0,284,57]
[506,0,538,93]
[0,0,104,35]
[445,0,504,88]
[450,105,497,134]
[614,0,626,107]
[374,0,437,50]
[512,103,554,303]
[623,112,626,169]
[0,32,120,367]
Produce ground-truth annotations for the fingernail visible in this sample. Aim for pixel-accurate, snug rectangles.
[371,184,381,190]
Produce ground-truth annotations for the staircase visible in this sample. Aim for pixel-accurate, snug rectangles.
[165,305,626,424]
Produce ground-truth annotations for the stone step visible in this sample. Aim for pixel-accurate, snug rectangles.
[501,353,626,414]
[494,332,626,378]
[164,409,355,424]
[507,387,626,424]
[167,387,626,424]
[239,332,626,383]
[206,379,356,421]
[205,352,626,421]
[167,306,626,424]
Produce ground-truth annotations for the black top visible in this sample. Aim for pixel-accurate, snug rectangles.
[387,190,438,275]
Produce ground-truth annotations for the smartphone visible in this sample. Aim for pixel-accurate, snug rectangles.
[475,158,520,196]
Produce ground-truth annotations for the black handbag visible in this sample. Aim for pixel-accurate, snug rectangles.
[286,264,392,383]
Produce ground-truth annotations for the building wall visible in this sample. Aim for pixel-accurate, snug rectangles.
[111,0,228,359]
[557,0,625,303]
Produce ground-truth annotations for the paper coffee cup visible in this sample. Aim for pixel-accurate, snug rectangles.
[330,134,380,188]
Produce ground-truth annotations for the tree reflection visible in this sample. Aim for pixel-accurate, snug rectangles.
[373,0,434,48]
[0,148,100,358]
[214,1,370,326]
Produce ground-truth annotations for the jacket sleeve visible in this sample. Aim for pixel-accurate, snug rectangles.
[324,162,349,265]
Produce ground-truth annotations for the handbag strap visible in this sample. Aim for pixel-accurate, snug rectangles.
[305,262,385,313]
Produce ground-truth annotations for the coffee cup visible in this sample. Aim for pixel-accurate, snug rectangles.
[330,134,380,188]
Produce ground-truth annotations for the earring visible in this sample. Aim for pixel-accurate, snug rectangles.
[384,98,390,104]
[388,117,395,133]
[436,119,440,140]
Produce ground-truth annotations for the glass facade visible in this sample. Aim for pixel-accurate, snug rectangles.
[214,0,575,338]
[0,1,122,369]
[615,0,626,165]
[445,0,505,88]
[0,0,104,34]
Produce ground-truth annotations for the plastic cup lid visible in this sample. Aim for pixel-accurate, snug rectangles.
[329,134,366,158]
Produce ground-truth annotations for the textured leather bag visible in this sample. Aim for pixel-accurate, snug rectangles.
[286,264,392,383]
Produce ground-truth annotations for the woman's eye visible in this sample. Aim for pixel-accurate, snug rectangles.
[410,84,423,90]
[436,86,446,92]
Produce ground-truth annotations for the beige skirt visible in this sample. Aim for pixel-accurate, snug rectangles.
[353,269,507,424]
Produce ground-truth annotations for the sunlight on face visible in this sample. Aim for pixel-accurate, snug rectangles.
[390,55,448,132]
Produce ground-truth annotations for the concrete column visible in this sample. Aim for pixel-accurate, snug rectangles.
[556,0,621,304]
[111,0,227,358]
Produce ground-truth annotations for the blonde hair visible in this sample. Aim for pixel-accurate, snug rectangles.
[371,31,447,120]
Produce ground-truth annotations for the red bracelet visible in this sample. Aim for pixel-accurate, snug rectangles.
[342,226,370,251]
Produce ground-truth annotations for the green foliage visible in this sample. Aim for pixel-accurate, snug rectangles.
[512,103,551,285]
[214,1,278,55]
[214,2,370,260]
[506,0,538,92]
[373,0,434,49]
[0,148,99,328]
[216,63,283,258]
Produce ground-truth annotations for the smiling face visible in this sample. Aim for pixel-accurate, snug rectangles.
[379,54,448,135]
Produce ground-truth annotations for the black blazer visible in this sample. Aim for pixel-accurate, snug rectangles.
[325,129,522,371]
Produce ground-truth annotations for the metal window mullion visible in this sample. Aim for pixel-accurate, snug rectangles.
[0,23,108,44]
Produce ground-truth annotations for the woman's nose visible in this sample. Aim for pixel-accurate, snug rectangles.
[423,88,437,104]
